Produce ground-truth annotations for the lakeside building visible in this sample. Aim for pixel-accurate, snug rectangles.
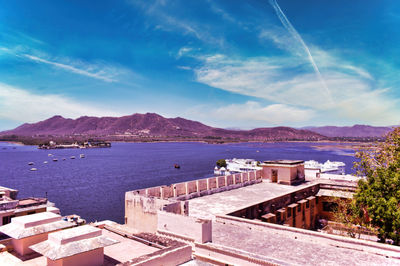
[0,186,59,226]
[0,159,399,265]
[214,158,347,179]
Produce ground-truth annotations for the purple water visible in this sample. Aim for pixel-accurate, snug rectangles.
[0,141,357,223]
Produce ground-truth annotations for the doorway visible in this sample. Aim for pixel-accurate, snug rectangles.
[271,169,278,183]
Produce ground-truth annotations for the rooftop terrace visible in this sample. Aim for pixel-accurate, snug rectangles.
[188,181,311,220]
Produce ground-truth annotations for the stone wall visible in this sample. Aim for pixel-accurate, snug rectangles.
[124,193,183,233]
[157,211,212,243]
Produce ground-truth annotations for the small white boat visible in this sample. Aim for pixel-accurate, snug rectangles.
[43,161,48,164]
[28,162,34,165]
[70,156,76,159]
[30,168,37,171]
[53,158,58,162]
[48,154,53,157]
[80,154,85,158]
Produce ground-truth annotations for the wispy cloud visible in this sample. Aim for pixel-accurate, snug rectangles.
[23,54,117,82]
[0,45,134,83]
[193,53,400,125]
[0,83,122,124]
[130,0,225,46]
[269,0,331,101]
[215,101,315,125]
[177,47,193,58]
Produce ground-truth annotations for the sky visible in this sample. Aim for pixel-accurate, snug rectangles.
[1,0,400,130]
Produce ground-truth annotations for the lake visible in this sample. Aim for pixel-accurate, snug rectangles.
[0,141,357,223]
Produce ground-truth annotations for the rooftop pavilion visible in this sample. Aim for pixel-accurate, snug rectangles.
[0,212,74,256]
[31,224,118,266]
[261,159,305,185]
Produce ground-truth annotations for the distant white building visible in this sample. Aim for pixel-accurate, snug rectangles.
[214,158,262,176]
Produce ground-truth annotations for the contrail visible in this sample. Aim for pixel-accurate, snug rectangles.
[269,0,332,99]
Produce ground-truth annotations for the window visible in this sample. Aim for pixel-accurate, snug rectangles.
[2,216,10,225]
[322,201,338,212]
[316,197,319,204]
[297,205,301,212]
[27,211,36,215]
[306,201,309,208]
[287,209,291,218]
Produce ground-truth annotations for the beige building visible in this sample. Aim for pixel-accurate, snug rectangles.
[0,212,74,256]
[261,160,305,185]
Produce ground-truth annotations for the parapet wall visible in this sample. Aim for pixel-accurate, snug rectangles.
[125,170,262,234]
[131,170,263,201]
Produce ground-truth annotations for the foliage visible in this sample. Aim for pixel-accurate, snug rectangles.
[331,197,369,239]
[352,127,400,244]
[216,159,227,168]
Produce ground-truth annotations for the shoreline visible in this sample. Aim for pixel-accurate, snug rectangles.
[0,139,378,147]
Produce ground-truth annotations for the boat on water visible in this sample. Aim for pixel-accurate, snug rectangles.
[304,160,345,175]
[28,162,34,165]
[70,156,76,159]
[30,168,37,171]
[53,158,58,162]
[80,154,85,158]
[174,164,180,169]
[43,161,48,164]
[214,158,261,176]
[48,154,53,157]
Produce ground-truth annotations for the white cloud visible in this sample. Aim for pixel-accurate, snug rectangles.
[130,0,225,46]
[193,54,400,125]
[22,54,117,82]
[177,47,193,58]
[215,101,315,125]
[0,83,122,124]
[0,45,132,83]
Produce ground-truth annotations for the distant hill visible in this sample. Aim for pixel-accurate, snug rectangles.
[304,125,393,138]
[0,113,325,142]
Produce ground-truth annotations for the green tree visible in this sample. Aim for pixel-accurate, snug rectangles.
[216,159,227,168]
[353,127,400,244]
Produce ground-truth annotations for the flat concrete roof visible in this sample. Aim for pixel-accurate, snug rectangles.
[212,221,400,265]
[188,181,313,220]
[263,160,304,165]
[0,212,74,239]
[103,228,159,264]
[30,225,119,260]
[317,189,354,199]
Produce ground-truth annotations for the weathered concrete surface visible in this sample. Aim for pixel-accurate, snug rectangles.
[188,181,310,220]
[102,229,159,264]
[212,221,400,266]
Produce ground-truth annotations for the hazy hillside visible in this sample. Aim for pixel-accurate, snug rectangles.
[305,125,393,138]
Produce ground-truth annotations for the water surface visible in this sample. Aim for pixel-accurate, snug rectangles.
[0,141,357,223]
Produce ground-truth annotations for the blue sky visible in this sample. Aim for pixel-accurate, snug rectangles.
[1,0,399,130]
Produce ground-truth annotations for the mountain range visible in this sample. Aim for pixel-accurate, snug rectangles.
[0,113,325,142]
[304,125,393,138]
[0,113,394,143]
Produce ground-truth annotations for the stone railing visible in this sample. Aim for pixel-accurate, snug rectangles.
[132,170,263,201]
